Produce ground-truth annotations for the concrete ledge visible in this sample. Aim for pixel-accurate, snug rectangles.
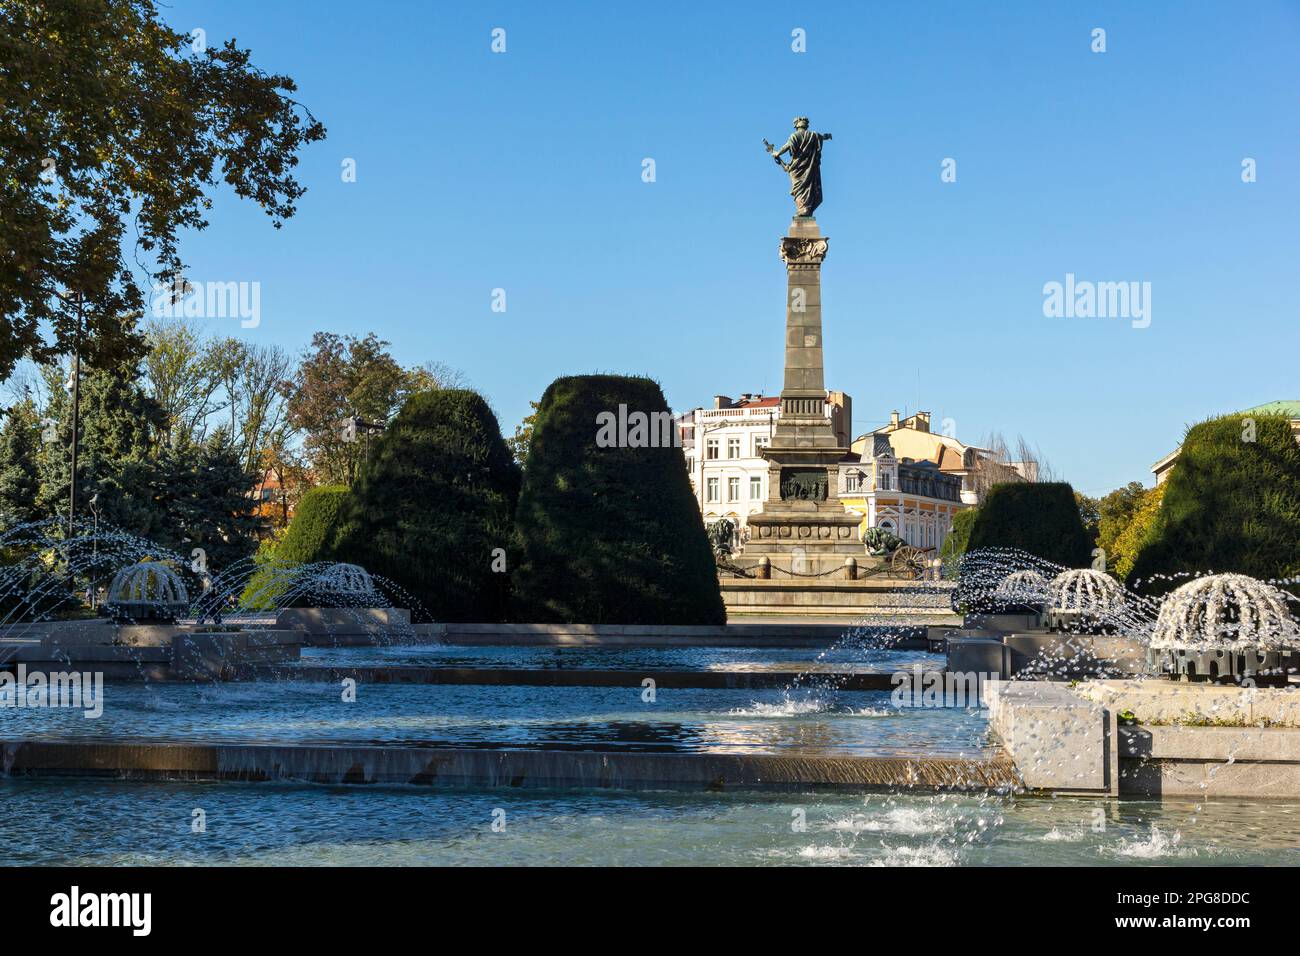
[0,738,1019,793]
[1076,679,1300,727]
[1004,633,1148,679]
[3,628,301,681]
[984,680,1115,794]
[415,622,930,649]
[1118,725,1300,798]
[276,608,412,645]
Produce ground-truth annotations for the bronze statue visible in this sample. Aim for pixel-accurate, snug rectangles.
[764,117,832,217]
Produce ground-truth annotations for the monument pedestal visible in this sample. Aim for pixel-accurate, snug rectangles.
[744,216,861,575]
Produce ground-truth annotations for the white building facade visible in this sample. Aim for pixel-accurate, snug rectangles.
[678,392,851,549]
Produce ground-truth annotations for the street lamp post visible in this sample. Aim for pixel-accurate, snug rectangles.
[88,492,100,610]
[53,290,86,539]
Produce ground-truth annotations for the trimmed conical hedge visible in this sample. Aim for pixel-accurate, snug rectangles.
[512,374,725,624]
[241,485,349,609]
[1129,413,1300,593]
[332,390,521,621]
[965,481,1092,568]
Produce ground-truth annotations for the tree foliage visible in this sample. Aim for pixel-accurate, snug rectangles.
[939,507,979,573]
[0,0,325,379]
[1094,480,1148,574]
[0,398,41,530]
[273,485,349,565]
[1112,483,1165,583]
[284,333,462,486]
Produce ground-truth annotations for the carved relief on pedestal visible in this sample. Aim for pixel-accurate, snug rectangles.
[779,237,828,265]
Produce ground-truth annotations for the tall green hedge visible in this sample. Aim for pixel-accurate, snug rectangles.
[512,374,725,624]
[332,390,520,622]
[240,485,349,608]
[1129,414,1300,592]
[965,482,1092,568]
[275,485,350,563]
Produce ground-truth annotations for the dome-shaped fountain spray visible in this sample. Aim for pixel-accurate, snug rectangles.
[994,569,1050,606]
[1151,574,1298,650]
[1150,573,1300,684]
[1046,568,1127,632]
[104,561,189,623]
[309,563,378,600]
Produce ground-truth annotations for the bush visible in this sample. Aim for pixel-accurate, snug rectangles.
[276,485,350,563]
[512,374,725,624]
[332,390,520,622]
[965,482,1092,568]
[240,485,348,609]
[1129,414,1300,593]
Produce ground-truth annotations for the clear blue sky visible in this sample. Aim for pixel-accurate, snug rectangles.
[163,0,1299,497]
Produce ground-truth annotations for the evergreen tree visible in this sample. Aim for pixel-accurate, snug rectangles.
[36,357,164,532]
[0,399,41,530]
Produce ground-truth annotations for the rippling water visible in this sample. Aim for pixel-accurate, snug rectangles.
[298,642,935,673]
[0,682,991,756]
[4,777,1298,866]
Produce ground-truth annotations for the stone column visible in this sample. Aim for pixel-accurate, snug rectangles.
[772,218,840,452]
[744,216,862,574]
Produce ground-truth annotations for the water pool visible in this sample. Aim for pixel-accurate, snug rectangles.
[0,682,990,756]
[297,642,936,673]
[3,777,1297,866]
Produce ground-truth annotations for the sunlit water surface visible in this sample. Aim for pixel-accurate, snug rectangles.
[3,778,1298,866]
[0,682,990,755]
[297,642,934,672]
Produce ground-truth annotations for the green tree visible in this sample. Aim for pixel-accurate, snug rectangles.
[1075,492,1101,545]
[36,356,165,531]
[512,375,725,625]
[285,333,462,485]
[0,0,325,380]
[1112,483,1165,582]
[0,398,41,529]
[274,485,350,564]
[1129,414,1300,592]
[144,437,262,571]
[1094,481,1148,572]
[332,390,521,622]
[506,400,541,467]
[241,484,348,609]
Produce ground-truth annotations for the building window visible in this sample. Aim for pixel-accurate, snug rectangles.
[685,457,693,473]
[750,475,762,499]
[706,478,719,502]
[755,435,769,455]
[706,439,719,460]
[879,471,891,491]
[727,437,741,459]
[727,477,740,501]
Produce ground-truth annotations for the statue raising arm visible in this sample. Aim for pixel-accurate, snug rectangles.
[765,117,832,217]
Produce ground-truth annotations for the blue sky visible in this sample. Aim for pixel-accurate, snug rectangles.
[162,0,1299,496]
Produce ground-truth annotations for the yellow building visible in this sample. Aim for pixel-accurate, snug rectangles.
[850,410,1032,506]
[837,432,965,551]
